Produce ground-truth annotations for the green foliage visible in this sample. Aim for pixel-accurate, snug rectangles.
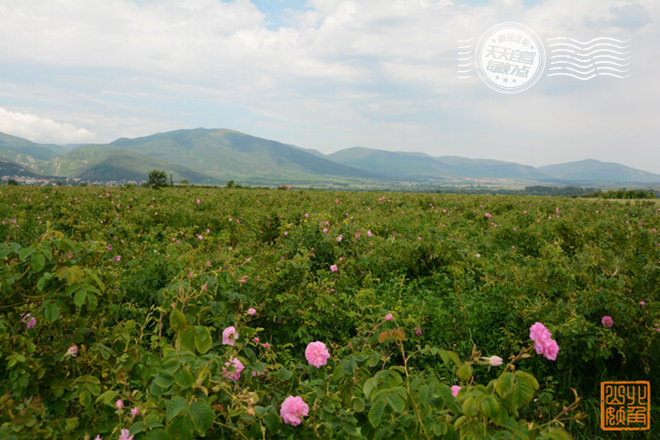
[0,187,657,439]
[148,170,168,189]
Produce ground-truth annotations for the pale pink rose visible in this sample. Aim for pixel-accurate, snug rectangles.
[247,308,256,316]
[330,264,338,272]
[485,355,503,366]
[222,326,238,345]
[280,396,309,426]
[336,235,343,242]
[451,386,461,397]
[305,341,330,368]
[130,406,140,417]
[384,313,393,321]
[222,357,244,381]
[367,230,372,237]
[115,399,124,409]
[118,429,133,440]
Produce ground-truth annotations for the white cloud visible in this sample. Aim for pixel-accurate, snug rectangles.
[0,107,96,143]
[0,0,657,172]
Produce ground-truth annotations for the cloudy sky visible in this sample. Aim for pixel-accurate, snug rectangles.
[0,0,658,172]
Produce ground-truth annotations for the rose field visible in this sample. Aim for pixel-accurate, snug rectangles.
[0,186,657,439]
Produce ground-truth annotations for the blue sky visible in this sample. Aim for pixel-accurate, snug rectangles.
[0,0,658,173]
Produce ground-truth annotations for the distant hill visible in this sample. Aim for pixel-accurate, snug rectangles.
[40,145,212,183]
[0,129,658,187]
[538,159,660,184]
[328,147,453,179]
[328,147,551,180]
[0,132,64,160]
[0,159,41,178]
[110,128,381,182]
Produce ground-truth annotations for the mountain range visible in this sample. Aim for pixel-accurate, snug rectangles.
[1,128,658,187]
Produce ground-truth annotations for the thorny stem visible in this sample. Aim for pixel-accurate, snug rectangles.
[398,341,431,440]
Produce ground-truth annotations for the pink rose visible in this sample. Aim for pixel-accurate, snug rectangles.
[115,399,124,409]
[305,341,330,368]
[451,386,461,397]
[247,308,256,316]
[330,264,338,272]
[384,313,393,321]
[280,396,309,426]
[222,326,238,346]
[601,316,614,328]
[222,357,245,381]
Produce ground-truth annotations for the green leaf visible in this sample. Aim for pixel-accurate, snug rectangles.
[342,358,358,375]
[178,328,196,353]
[456,363,473,381]
[193,326,213,354]
[170,309,187,331]
[189,400,214,434]
[461,396,479,417]
[31,253,45,272]
[480,394,501,419]
[513,371,539,408]
[43,302,60,323]
[496,372,515,398]
[387,393,405,413]
[73,289,87,308]
[19,247,35,261]
[95,390,119,405]
[166,396,188,422]
[363,377,377,399]
[368,398,386,427]
[352,397,366,413]
[419,384,433,406]
[78,390,91,407]
[154,373,174,389]
[174,367,194,389]
[277,368,293,381]
[146,429,168,440]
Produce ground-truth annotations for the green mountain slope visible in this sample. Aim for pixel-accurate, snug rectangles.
[538,159,660,184]
[110,128,382,181]
[0,132,63,160]
[329,147,550,180]
[39,145,213,183]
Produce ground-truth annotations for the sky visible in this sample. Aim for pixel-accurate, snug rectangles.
[0,0,658,173]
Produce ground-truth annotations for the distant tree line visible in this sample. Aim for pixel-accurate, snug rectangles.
[581,189,657,199]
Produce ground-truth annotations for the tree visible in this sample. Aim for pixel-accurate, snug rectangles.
[147,170,168,189]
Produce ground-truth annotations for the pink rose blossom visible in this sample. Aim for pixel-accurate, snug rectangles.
[222,326,238,345]
[115,399,124,409]
[118,429,133,440]
[247,308,256,316]
[280,396,309,426]
[330,264,338,272]
[451,386,461,397]
[130,406,140,417]
[529,322,560,361]
[196,199,200,205]
[26,317,36,329]
[640,301,646,306]
[601,316,613,328]
[223,358,244,381]
[336,235,342,242]
[305,341,330,368]
[264,342,270,349]
[384,313,393,321]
